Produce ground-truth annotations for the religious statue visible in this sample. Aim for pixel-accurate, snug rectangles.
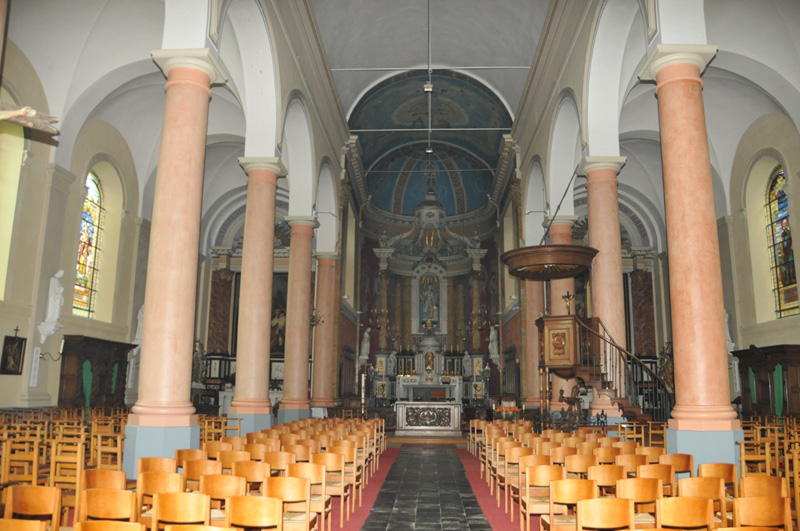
[421,282,437,321]
[191,340,206,384]
[270,307,286,350]
[424,351,434,372]
[387,350,397,376]
[360,327,371,358]
[462,351,472,377]
[488,324,499,363]
[39,269,65,343]
[133,305,144,345]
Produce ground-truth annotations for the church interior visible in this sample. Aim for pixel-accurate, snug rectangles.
[0,0,799,524]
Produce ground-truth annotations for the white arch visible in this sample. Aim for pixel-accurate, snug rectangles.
[586,0,647,156]
[548,96,582,217]
[282,98,315,217]
[523,161,547,246]
[315,161,338,254]
[222,0,280,158]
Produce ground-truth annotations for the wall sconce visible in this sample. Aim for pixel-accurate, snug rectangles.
[40,337,64,361]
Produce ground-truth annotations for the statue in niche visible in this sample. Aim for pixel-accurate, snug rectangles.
[462,351,472,377]
[360,327,371,358]
[133,305,144,345]
[424,351,434,372]
[387,350,397,376]
[421,280,438,321]
[45,270,65,323]
[488,324,499,363]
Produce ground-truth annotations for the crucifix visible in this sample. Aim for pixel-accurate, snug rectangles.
[13,326,19,338]
[562,291,575,316]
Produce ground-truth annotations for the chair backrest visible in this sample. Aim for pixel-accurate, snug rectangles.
[656,496,714,530]
[739,476,789,497]
[81,469,127,491]
[565,454,599,477]
[231,460,271,491]
[587,465,626,491]
[598,436,621,447]
[297,439,322,454]
[262,451,298,476]
[138,457,177,474]
[135,471,186,515]
[636,446,666,464]
[74,522,146,531]
[175,449,208,470]
[263,476,312,529]
[678,476,726,513]
[78,487,137,522]
[163,526,234,531]
[638,464,676,495]
[202,441,233,460]
[733,496,792,531]
[616,477,663,509]
[243,443,268,461]
[576,497,635,531]
[217,450,250,471]
[536,441,562,456]
[659,453,694,476]
[220,436,245,451]
[615,453,648,475]
[520,454,552,469]
[223,495,283,530]
[698,462,739,497]
[282,444,311,463]
[198,474,246,509]
[612,441,639,455]
[550,446,579,465]
[578,441,601,455]
[0,518,47,531]
[184,459,223,489]
[152,492,211,528]
[549,479,598,521]
[593,446,622,464]
[3,485,61,531]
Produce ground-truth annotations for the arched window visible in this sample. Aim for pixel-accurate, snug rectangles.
[766,167,797,317]
[73,172,104,317]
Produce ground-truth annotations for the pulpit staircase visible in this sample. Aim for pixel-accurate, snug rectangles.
[539,316,673,422]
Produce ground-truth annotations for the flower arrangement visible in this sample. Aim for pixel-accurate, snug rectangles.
[494,406,521,421]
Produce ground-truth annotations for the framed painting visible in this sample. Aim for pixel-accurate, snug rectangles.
[0,335,26,375]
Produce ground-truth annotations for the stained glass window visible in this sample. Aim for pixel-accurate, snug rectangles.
[766,167,797,317]
[73,173,103,317]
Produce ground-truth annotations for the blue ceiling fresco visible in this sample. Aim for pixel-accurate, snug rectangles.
[350,70,511,216]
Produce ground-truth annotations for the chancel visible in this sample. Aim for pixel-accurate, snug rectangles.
[0,4,799,526]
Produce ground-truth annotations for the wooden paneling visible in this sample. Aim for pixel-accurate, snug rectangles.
[58,335,136,410]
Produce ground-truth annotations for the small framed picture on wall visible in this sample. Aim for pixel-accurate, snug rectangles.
[0,335,26,375]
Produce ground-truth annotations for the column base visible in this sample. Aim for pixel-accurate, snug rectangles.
[123,424,200,479]
[277,408,311,424]
[310,398,336,407]
[229,413,273,434]
[18,392,52,407]
[666,427,744,471]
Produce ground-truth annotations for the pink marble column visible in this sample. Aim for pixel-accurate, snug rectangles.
[548,219,577,316]
[131,51,224,427]
[643,47,738,430]
[522,280,544,406]
[230,158,284,416]
[310,254,338,407]
[280,217,319,414]
[581,157,627,345]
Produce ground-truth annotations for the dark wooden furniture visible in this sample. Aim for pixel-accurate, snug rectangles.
[58,335,136,410]
[734,344,800,417]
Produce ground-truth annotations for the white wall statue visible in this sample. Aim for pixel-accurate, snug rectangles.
[38,269,65,344]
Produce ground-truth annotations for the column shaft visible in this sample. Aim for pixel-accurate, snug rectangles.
[131,66,212,425]
[522,280,544,406]
[231,166,278,415]
[311,257,337,407]
[655,61,738,429]
[549,222,575,316]
[280,219,317,413]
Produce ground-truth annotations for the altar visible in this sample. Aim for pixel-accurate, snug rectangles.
[394,401,462,437]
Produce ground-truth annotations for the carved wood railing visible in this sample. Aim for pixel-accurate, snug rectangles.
[575,318,673,421]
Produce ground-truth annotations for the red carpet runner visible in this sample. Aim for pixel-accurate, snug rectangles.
[456,448,541,531]
[329,447,400,530]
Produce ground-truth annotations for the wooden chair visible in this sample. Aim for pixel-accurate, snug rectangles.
[224,495,283,531]
[310,452,351,528]
[616,454,648,477]
[243,442,269,461]
[288,462,331,531]
[490,440,521,495]
[74,522,146,531]
[659,453,694,478]
[566,454,599,479]
[648,422,666,447]
[520,465,569,531]
[469,419,485,455]
[175,449,208,471]
[152,492,211,530]
[263,476,317,531]
[198,474,246,521]
[163,526,234,531]
[329,446,363,511]
[551,446,579,466]
[616,477,663,529]
[48,435,85,524]
[612,441,639,455]
[698,462,739,503]
[576,497,636,531]
[81,468,127,490]
[3,440,40,487]
[2,486,61,531]
[540,478,598,531]
[0,519,46,531]
[678,476,727,525]
[587,465,626,497]
[217,450,250,474]
[636,446,666,464]
[655,496,715,531]
[202,441,233,460]
[135,471,186,527]
[77,487,138,522]
[510,455,553,516]
[138,457,177,474]
[637,464,676,497]
[593,446,622,465]
[283,444,312,464]
[263,451,298,478]
[732,496,792,531]
[184,459,223,492]
[578,442,601,455]
[598,437,621,447]
[231,460,271,494]
[739,476,789,497]
[220,436,245,451]
[497,445,533,514]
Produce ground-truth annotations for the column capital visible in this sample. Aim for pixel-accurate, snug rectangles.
[638,44,718,82]
[239,157,286,177]
[579,156,627,176]
[544,215,579,228]
[151,48,227,85]
[284,215,320,229]
[314,252,340,261]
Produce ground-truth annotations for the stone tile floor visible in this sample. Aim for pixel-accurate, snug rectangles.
[360,446,492,531]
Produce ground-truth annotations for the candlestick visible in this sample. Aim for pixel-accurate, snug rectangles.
[59,337,65,354]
